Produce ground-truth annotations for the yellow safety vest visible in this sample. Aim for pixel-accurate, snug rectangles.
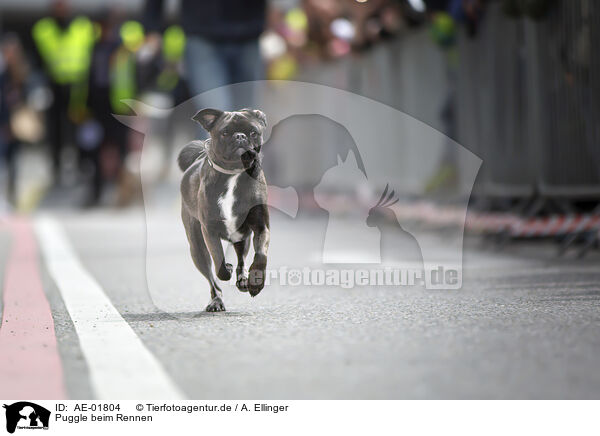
[110,21,186,113]
[110,46,137,115]
[32,16,95,85]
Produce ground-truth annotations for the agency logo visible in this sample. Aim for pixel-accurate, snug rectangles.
[2,402,50,434]
[119,80,481,312]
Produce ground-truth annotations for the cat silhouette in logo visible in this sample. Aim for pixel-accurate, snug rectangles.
[3,402,50,434]
[366,184,423,266]
[314,151,380,263]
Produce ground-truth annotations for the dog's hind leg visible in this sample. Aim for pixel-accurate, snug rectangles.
[182,208,225,312]
[233,237,251,292]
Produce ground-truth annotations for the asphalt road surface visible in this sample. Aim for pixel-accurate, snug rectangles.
[1,208,599,399]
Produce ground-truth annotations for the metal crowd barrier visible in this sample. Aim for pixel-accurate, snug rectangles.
[457,0,600,202]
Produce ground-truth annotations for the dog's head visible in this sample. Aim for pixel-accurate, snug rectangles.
[193,108,267,170]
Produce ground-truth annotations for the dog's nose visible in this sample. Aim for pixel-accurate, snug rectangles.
[233,132,247,142]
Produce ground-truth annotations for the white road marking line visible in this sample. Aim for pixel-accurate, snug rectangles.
[35,216,185,400]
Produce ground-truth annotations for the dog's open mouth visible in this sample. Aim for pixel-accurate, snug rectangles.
[215,148,257,169]
[240,149,257,168]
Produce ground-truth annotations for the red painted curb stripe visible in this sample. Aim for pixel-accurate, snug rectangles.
[0,216,67,399]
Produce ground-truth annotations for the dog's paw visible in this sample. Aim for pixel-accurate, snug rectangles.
[217,262,233,281]
[206,297,226,312]
[248,265,265,297]
[236,273,249,292]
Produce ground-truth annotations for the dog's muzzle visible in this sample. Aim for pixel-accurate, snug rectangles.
[233,132,247,142]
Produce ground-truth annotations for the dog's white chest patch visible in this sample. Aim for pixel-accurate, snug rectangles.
[218,174,243,241]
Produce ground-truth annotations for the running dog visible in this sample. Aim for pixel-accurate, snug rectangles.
[178,108,269,312]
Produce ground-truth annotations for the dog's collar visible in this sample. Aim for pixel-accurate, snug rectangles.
[203,138,255,175]
[205,157,246,175]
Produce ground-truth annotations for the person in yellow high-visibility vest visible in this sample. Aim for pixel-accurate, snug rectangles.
[83,17,186,206]
[108,20,145,116]
[32,0,95,184]
[113,20,186,103]
[84,17,149,207]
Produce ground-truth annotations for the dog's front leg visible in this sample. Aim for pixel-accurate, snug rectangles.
[234,237,251,292]
[248,224,270,296]
[200,225,232,282]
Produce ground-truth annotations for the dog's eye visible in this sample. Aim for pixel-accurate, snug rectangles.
[250,131,259,138]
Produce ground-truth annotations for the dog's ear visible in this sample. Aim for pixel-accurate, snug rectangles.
[242,108,267,128]
[192,108,224,131]
[252,110,267,127]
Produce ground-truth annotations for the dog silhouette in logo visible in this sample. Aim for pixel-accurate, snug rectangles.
[366,184,423,265]
[3,402,50,434]
[16,407,36,427]
[262,114,369,263]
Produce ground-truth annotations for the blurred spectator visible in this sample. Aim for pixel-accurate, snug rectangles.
[300,0,404,59]
[133,20,188,179]
[32,0,96,185]
[303,0,342,50]
[143,0,270,110]
[83,9,126,207]
[0,34,31,206]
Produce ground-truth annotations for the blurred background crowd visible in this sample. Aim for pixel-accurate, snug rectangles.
[0,0,598,252]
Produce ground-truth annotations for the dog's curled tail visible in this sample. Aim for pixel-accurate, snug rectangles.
[177,141,207,171]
